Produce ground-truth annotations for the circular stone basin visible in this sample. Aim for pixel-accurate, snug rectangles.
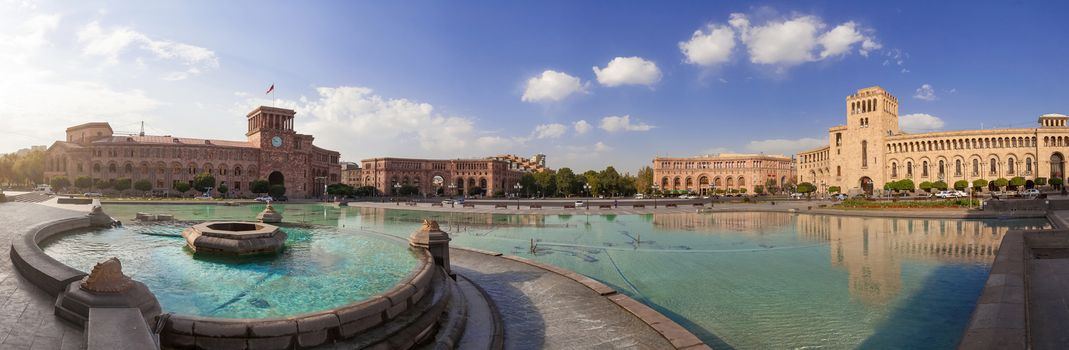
[182,221,286,256]
[40,222,419,318]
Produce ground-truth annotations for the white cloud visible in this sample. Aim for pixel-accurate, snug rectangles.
[521,70,587,102]
[599,115,654,132]
[679,24,736,66]
[235,86,524,160]
[573,120,592,135]
[899,113,944,133]
[593,56,662,87]
[533,123,567,139]
[76,21,219,77]
[594,142,612,152]
[913,84,937,101]
[683,12,880,68]
[745,137,826,155]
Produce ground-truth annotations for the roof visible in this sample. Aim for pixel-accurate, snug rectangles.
[92,135,256,148]
[66,122,113,132]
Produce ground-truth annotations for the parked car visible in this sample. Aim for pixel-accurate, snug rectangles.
[833,193,848,200]
[954,190,968,197]
[574,200,586,207]
[1021,189,1041,199]
[934,190,955,198]
[790,193,805,199]
[634,193,645,199]
[441,199,454,205]
[83,192,103,197]
[194,195,213,200]
[254,196,273,202]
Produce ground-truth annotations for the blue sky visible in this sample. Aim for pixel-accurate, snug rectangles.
[1,1,1067,173]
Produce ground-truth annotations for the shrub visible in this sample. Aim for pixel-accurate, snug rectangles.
[269,184,287,198]
[754,185,764,194]
[50,176,71,191]
[74,176,93,190]
[828,186,841,193]
[894,179,915,192]
[133,180,152,194]
[1051,178,1065,187]
[251,180,271,194]
[919,181,934,193]
[1010,176,1026,188]
[113,178,132,192]
[797,182,816,194]
[972,179,988,191]
[933,180,948,191]
[174,182,191,194]
[193,172,216,193]
[217,185,229,196]
[953,180,969,190]
[1035,177,1048,186]
[993,178,1009,190]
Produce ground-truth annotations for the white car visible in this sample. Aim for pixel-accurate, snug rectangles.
[934,190,954,198]
[1021,189,1041,198]
[790,193,805,199]
[574,200,585,207]
[833,193,848,200]
[954,190,968,197]
[441,199,454,205]
[254,196,273,202]
[634,194,645,199]
[83,192,103,197]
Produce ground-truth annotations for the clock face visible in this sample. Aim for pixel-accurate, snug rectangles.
[271,136,282,148]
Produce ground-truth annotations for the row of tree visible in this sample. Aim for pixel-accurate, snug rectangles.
[46,173,287,198]
[0,149,45,187]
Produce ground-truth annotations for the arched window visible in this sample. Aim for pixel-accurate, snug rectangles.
[907,162,913,176]
[836,166,841,176]
[922,161,929,177]
[1026,158,1033,175]
[955,159,962,177]
[990,158,998,175]
[973,159,980,176]
[861,140,868,167]
[1007,158,1015,174]
[938,160,945,178]
[891,163,898,177]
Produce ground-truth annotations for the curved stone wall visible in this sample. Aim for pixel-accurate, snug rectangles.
[9,216,92,296]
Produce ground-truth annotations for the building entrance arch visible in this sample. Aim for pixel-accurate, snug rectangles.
[859,177,874,195]
[268,171,284,186]
[1052,152,1065,181]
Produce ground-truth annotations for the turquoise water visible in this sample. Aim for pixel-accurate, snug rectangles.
[40,221,418,319]
[52,204,1046,349]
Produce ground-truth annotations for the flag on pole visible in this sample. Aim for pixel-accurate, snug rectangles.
[265,84,275,94]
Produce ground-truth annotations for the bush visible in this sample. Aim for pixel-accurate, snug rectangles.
[797,182,816,194]
[933,180,948,191]
[1010,176,1026,188]
[269,184,286,198]
[193,172,216,193]
[828,186,841,193]
[1035,177,1048,186]
[217,185,229,196]
[1051,178,1065,187]
[133,180,152,193]
[174,182,191,194]
[993,178,1009,190]
[972,179,988,191]
[74,176,93,190]
[838,198,979,208]
[953,180,969,190]
[251,180,271,194]
[892,179,915,192]
[919,181,934,193]
[754,185,765,194]
[50,176,71,191]
[113,178,132,192]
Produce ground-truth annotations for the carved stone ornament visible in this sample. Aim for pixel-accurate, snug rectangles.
[421,220,441,232]
[80,257,133,293]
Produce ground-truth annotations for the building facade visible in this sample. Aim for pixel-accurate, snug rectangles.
[799,86,1069,194]
[652,154,796,194]
[360,157,527,196]
[44,106,341,198]
[340,162,362,187]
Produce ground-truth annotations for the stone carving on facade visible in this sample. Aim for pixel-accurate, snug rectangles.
[80,257,133,293]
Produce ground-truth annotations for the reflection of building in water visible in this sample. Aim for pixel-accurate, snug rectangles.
[353,207,547,228]
[796,214,1045,304]
[652,212,792,232]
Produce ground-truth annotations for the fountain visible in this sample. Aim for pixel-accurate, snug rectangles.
[181,221,287,256]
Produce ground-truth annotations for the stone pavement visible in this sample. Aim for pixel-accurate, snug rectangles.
[0,202,87,350]
[450,249,675,349]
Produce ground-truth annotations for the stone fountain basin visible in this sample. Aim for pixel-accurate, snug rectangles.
[181,221,287,256]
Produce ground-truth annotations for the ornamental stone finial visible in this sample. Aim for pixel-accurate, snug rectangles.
[421,219,441,232]
[257,204,283,223]
[409,219,453,279]
[80,257,133,293]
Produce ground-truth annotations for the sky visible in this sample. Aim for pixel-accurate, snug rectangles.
[1,0,1067,173]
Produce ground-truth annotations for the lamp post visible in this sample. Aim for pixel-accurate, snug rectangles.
[652,184,659,208]
[514,183,522,209]
[315,176,327,201]
[393,183,402,205]
[583,183,591,210]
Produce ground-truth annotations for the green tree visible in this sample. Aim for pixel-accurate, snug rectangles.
[582,170,600,196]
[217,184,229,197]
[919,181,934,193]
[354,186,377,196]
[556,168,577,197]
[50,176,71,191]
[466,186,483,196]
[327,183,353,197]
[993,178,1009,191]
[94,178,112,190]
[192,172,216,193]
[268,184,287,198]
[251,180,271,194]
[954,180,970,190]
[739,188,747,194]
[533,171,556,196]
[764,178,779,194]
[133,179,152,195]
[894,179,915,192]
[1009,176,1026,189]
[828,186,841,193]
[113,178,132,192]
[13,150,45,185]
[972,179,988,191]
[1050,177,1064,188]
[598,166,622,196]
[519,173,537,196]
[754,185,765,194]
[797,182,816,196]
[1035,177,1048,186]
[174,182,191,195]
[635,166,654,195]
[399,184,420,196]
[74,176,93,190]
[933,180,948,191]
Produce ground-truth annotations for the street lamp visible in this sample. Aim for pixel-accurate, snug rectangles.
[583,183,591,210]
[514,183,523,209]
[393,183,402,204]
[651,184,659,208]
